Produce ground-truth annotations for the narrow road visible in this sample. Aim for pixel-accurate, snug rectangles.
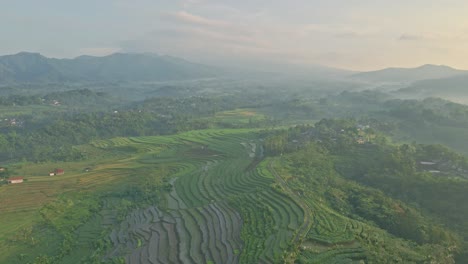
[267,159,313,264]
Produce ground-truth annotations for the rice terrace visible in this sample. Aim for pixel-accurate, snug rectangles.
[1,128,309,263]
[2,118,460,263]
[4,1,468,263]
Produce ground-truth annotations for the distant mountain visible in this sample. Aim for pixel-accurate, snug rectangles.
[396,74,468,103]
[227,61,355,79]
[0,52,64,83]
[350,64,468,83]
[0,52,219,84]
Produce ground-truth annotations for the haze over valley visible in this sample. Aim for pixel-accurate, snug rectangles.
[1,1,468,264]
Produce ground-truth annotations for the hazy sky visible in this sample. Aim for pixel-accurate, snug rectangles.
[1,0,468,70]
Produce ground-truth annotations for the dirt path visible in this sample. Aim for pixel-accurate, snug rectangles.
[267,159,312,264]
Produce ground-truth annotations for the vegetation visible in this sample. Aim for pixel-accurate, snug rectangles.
[2,77,468,263]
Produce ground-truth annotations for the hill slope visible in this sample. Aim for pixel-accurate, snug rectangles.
[351,64,468,83]
[1,127,463,263]
[396,74,468,100]
[0,52,219,84]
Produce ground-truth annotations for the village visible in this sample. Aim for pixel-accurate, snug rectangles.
[0,166,65,185]
[292,122,377,146]
[0,118,24,127]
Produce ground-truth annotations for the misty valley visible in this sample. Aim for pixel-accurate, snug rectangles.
[1,51,468,264]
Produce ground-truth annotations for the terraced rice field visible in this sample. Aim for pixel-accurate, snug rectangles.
[0,129,373,263]
[100,129,305,263]
[302,208,367,263]
[107,203,243,264]
[268,159,369,264]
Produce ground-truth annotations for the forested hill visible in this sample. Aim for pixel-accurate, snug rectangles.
[0,52,219,84]
[351,64,468,83]
[397,74,468,100]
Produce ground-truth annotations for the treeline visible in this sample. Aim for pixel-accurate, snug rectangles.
[0,89,111,107]
[0,94,43,106]
[386,97,468,126]
[279,91,468,125]
[270,91,468,154]
[0,109,202,162]
[262,118,380,155]
[0,95,270,162]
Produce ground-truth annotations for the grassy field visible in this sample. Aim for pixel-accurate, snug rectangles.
[214,108,267,123]
[200,108,269,127]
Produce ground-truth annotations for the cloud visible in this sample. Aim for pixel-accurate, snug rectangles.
[159,11,270,50]
[122,9,382,69]
[171,10,229,28]
[334,31,364,39]
[121,9,310,68]
[299,23,377,39]
[398,34,424,41]
[182,0,207,8]
[117,4,468,70]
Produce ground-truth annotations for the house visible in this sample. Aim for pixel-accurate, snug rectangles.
[420,161,437,166]
[357,124,370,131]
[54,169,65,175]
[0,167,5,172]
[7,177,24,184]
[49,172,55,176]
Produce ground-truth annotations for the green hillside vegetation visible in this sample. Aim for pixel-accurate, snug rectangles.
[1,123,466,263]
[0,95,273,162]
[262,120,467,262]
[1,81,468,263]
[259,91,468,155]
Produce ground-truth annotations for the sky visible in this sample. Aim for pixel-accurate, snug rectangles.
[1,0,468,71]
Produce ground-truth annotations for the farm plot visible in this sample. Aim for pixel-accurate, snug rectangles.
[102,129,306,263]
[295,197,369,263]
[106,202,243,264]
[0,128,309,263]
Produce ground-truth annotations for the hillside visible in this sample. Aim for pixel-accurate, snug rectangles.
[0,52,219,84]
[1,73,468,263]
[396,75,468,102]
[0,127,462,263]
[1,89,468,263]
[351,64,468,83]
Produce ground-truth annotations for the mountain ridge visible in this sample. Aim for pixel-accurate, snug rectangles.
[2,52,467,85]
[396,74,468,99]
[0,52,219,84]
[350,64,468,83]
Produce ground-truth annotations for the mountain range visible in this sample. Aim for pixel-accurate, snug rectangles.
[350,64,468,83]
[396,74,468,101]
[2,52,468,94]
[0,52,218,84]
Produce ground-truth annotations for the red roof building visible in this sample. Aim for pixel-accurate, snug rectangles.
[54,169,64,175]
